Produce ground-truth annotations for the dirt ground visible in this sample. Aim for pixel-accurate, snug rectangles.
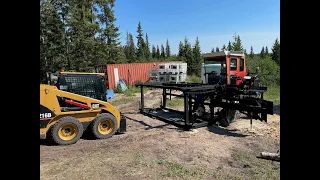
[40,89,280,180]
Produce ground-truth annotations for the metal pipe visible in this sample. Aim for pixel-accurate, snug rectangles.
[188,94,193,124]
[140,86,144,112]
[184,94,189,126]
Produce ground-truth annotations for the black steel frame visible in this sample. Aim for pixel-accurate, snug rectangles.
[136,82,274,130]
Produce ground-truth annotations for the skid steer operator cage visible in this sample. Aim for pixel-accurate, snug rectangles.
[56,73,107,101]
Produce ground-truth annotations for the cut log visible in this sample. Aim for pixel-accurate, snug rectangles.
[257,152,280,162]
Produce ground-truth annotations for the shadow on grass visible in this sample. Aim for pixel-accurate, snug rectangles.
[124,115,171,130]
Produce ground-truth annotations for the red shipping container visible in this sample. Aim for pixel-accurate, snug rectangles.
[105,62,168,90]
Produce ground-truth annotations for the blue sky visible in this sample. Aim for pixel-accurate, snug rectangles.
[113,0,280,54]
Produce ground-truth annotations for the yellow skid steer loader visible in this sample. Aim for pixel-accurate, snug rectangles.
[40,84,126,145]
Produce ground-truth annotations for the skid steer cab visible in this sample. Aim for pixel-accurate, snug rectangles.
[49,70,108,102]
[201,51,260,88]
[40,84,126,145]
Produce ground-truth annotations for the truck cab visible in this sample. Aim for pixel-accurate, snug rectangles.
[201,51,247,85]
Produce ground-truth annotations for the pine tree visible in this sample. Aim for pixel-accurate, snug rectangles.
[128,33,136,62]
[211,47,215,53]
[265,46,269,55]
[233,35,244,51]
[222,44,227,51]
[145,33,150,60]
[160,44,165,59]
[244,49,247,56]
[118,45,127,63]
[184,37,193,73]
[271,38,280,66]
[136,21,145,60]
[192,37,202,76]
[260,46,265,59]
[227,41,233,51]
[124,31,136,62]
[249,46,254,58]
[40,0,66,82]
[156,45,160,59]
[98,0,122,64]
[216,47,220,52]
[124,31,130,59]
[50,0,71,70]
[165,39,171,58]
[152,45,156,59]
[66,0,100,71]
[178,41,185,57]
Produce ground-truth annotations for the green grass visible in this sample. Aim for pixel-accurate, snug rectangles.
[155,160,215,179]
[264,86,280,105]
[123,86,142,96]
[115,85,149,97]
[167,98,184,107]
[185,75,201,83]
[111,97,134,105]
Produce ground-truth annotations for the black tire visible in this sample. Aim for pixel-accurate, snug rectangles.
[89,113,118,139]
[227,109,237,123]
[218,109,230,127]
[194,104,206,117]
[49,116,83,145]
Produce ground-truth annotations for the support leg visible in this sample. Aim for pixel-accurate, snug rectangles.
[250,114,253,130]
[140,86,144,112]
[184,94,189,126]
[161,88,167,108]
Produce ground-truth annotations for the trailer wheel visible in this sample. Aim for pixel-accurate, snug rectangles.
[193,103,206,117]
[89,113,118,139]
[49,116,83,145]
[218,109,230,127]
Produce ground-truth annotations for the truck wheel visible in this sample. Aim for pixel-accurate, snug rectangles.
[50,116,83,145]
[89,113,118,139]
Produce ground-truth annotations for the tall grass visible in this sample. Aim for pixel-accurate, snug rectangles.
[264,85,280,105]
[185,75,201,83]
[115,84,149,97]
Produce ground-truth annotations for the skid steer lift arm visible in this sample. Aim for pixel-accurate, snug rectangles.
[40,84,126,145]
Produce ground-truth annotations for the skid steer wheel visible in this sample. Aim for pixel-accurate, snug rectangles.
[89,113,118,139]
[50,116,83,145]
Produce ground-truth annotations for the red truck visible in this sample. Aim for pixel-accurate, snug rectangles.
[202,51,257,86]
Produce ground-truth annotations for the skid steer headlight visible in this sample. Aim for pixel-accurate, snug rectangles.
[91,103,99,109]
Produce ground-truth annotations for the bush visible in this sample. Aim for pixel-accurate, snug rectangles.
[123,85,141,96]
[257,57,280,86]
[246,55,280,87]
[114,84,123,93]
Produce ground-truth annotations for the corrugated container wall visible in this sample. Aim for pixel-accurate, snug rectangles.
[105,62,167,90]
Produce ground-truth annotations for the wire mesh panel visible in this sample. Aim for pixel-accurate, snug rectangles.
[58,74,106,101]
